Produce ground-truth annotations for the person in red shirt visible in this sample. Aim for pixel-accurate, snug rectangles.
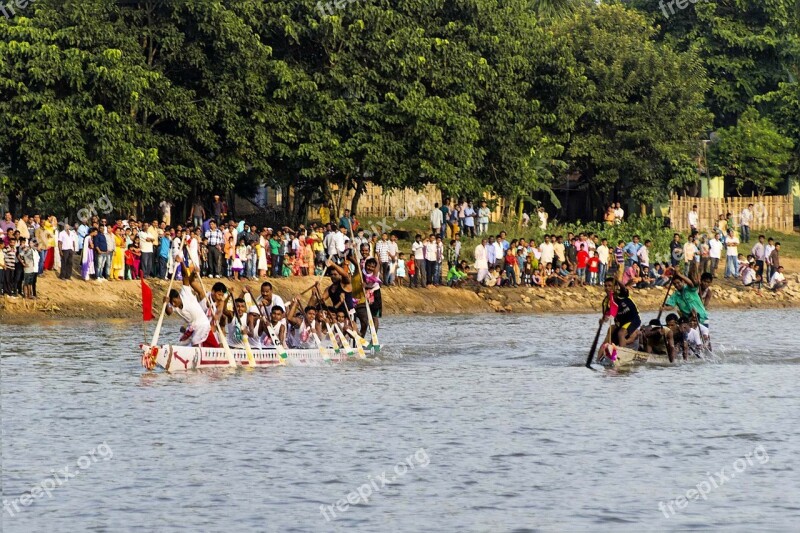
[576,248,589,286]
[588,251,600,286]
[504,248,518,287]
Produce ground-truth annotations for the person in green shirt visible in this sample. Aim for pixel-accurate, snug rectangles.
[662,270,709,327]
[446,263,468,288]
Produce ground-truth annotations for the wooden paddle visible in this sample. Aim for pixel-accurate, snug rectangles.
[144,236,185,369]
[341,296,367,358]
[655,270,676,324]
[585,322,604,369]
[333,322,356,357]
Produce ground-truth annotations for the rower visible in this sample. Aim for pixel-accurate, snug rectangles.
[254,281,285,317]
[286,296,320,349]
[600,277,641,349]
[313,259,355,316]
[662,271,709,328]
[641,318,678,363]
[225,298,250,349]
[362,257,382,333]
[164,260,210,347]
[261,305,288,349]
[685,314,711,355]
[246,305,264,349]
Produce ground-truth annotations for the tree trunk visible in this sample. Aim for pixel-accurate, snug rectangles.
[516,196,524,229]
[350,176,366,217]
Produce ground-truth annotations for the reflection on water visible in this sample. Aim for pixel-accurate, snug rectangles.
[2,309,800,531]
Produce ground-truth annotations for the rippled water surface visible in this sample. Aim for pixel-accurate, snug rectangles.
[3,309,800,532]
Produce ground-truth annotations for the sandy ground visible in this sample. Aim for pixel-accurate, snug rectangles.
[2,268,799,323]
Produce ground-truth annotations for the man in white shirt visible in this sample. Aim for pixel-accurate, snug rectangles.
[751,234,767,275]
[596,238,610,281]
[423,234,438,286]
[739,204,753,243]
[159,200,172,226]
[763,237,776,280]
[387,235,399,285]
[165,272,211,347]
[477,201,491,236]
[637,240,651,269]
[492,237,504,271]
[411,234,426,287]
[769,266,787,291]
[255,281,286,316]
[430,204,443,236]
[57,224,78,280]
[474,239,489,284]
[614,202,624,225]
[708,234,723,277]
[375,233,391,281]
[539,235,555,267]
[724,230,739,278]
[682,238,697,276]
[139,222,156,278]
[688,205,699,236]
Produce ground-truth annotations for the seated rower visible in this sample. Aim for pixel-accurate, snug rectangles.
[226,297,253,349]
[286,296,321,349]
[260,305,288,349]
[641,318,678,363]
[685,314,711,355]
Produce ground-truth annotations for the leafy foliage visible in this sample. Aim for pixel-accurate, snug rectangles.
[709,108,794,195]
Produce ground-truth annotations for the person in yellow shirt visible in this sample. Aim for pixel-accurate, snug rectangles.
[318,204,331,226]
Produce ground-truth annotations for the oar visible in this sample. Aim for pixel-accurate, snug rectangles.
[333,322,356,357]
[585,322,604,369]
[144,236,185,369]
[232,296,257,369]
[342,296,367,358]
[324,321,341,357]
[196,274,237,368]
[655,272,676,324]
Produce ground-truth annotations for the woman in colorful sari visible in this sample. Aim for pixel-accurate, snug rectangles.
[50,216,61,272]
[81,228,97,281]
[42,218,56,271]
[112,227,125,280]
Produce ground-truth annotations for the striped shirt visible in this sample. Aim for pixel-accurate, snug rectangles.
[205,229,224,246]
[4,247,16,269]
[375,240,390,263]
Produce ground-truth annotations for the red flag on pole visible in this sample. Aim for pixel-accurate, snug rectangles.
[141,278,154,322]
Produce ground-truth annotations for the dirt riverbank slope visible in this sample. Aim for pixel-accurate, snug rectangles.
[2,272,800,323]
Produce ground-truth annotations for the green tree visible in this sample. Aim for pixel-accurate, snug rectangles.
[555,4,712,207]
[709,108,794,195]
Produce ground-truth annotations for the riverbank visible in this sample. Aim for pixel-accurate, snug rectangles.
[2,271,800,323]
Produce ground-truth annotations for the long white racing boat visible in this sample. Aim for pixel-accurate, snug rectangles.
[141,344,379,372]
[597,345,705,370]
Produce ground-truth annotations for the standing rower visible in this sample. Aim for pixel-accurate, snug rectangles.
[662,270,709,327]
[164,259,210,347]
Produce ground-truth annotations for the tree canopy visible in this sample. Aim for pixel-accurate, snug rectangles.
[0,0,797,219]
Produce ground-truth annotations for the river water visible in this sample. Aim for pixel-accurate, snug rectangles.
[2,309,800,532]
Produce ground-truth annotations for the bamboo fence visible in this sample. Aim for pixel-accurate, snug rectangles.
[669,193,794,233]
